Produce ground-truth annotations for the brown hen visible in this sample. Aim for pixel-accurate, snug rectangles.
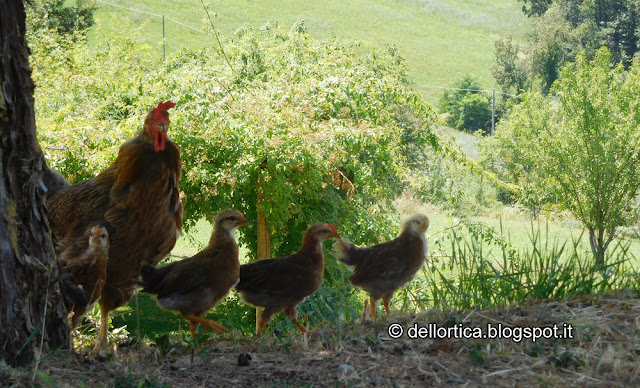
[139,209,247,338]
[47,101,182,352]
[236,223,340,335]
[335,214,429,320]
[59,226,109,329]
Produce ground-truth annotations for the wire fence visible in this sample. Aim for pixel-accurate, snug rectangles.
[96,0,214,60]
[96,0,211,37]
[415,83,518,98]
[96,0,518,128]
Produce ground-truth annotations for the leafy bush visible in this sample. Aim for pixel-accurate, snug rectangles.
[439,76,492,134]
[27,0,96,37]
[31,20,439,258]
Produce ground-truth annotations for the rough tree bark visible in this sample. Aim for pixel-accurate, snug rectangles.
[0,0,70,367]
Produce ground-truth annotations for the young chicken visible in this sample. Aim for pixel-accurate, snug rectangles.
[335,214,429,320]
[139,209,248,338]
[236,223,340,335]
[58,226,109,329]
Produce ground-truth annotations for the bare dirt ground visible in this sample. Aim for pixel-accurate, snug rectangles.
[2,291,639,387]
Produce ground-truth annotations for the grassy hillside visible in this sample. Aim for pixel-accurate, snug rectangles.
[90,0,531,104]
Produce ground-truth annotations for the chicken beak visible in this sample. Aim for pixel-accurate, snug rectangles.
[241,220,249,227]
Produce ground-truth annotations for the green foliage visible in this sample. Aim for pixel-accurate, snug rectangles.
[518,0,553,17]
[417,219,638,312]
[529,5,583,93]
[32,21,439,256]
[491,36,529,95]
[411,156,500,217]
[482,48,640,264]
[26,0,96,37]
[512,0,640,94]
[439,76,492,134]
[455,94,491,133]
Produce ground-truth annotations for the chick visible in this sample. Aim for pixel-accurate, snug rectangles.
[139,209,248,337]
[335,214,429,320]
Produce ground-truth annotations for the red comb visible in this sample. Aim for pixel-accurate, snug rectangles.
[328,223,337,233]
[152,100,176,124]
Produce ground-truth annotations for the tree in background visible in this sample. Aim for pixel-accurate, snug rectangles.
[438,76,492,134]
[491,36,529,96]
[483,48,640,265]
[26,0,96,37]
[528,5,583,93]
[518,0,553,17]
[501,0,640,94]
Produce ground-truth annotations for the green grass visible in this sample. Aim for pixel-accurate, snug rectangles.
[169,218,213,259]
[398,201,640,264]
[169,208,640,266]
[90,0,531,104]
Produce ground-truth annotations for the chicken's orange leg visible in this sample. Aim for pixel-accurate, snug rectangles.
[188,320,198,339]
[89,304,110,356]
[382,297,391,316]
[293,322,310,333]
[98,308,109,345]
[257,307,276,336]
[370,295,376,320]
[185,315,230,334]
[284,307,311,334]
[362,299,369,321]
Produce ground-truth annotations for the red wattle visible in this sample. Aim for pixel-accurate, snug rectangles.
[155,132,166,152]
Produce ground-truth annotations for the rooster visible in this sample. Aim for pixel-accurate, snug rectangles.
[47,101,182,353]
[59,226,109,329]
[236,223,340,335]
[139,209,248,338]
[335,214,429,320]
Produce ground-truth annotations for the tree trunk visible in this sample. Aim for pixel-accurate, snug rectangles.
[0,0,70,367]
[588,227,615,267]
[255,160,270,333]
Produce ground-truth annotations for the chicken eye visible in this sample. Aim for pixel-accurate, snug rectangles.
[228,216,236,221]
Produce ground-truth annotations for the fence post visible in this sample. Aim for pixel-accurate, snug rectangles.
[162,14,166,61]
[255,159,270,333]
[491,89,495,135]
